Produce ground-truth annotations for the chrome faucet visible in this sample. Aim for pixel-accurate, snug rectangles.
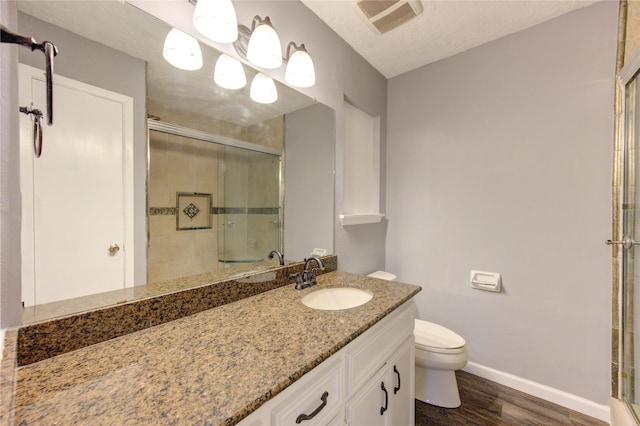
[268,249,284,266]
[292,256,326,290]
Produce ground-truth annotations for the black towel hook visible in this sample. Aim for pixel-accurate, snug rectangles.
[1,24,58,127]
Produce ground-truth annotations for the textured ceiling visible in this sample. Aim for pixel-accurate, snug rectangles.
[301,0,600,78]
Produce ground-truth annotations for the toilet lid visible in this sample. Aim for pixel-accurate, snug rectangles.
[414,320,466,350]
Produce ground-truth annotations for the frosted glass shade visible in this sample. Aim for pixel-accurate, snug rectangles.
[250,73,278,104]
[193,0,238,43]
[214,54,246,90]
[163,29,203,71]
[246,21,282,69]
[285,49,315,88]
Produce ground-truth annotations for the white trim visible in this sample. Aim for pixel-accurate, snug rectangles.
[339,213,385,226]
[463,361,610,423]
[122,93,135,289]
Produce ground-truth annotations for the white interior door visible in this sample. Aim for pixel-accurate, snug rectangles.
[19,64,134,306]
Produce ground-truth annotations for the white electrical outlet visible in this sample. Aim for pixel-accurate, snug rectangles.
[310,248,327,256]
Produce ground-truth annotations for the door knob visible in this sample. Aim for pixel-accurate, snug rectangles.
[108,243,120,254]
[605,235,639,250]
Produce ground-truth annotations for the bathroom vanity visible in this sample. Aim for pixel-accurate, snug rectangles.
[241,291,415,425]
[2,271,421,425]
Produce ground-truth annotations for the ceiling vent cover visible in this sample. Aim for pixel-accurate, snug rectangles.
[354,0,423,34]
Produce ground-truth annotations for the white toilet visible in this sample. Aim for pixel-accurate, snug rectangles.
[414,319,467,408]
[368,271,468,409]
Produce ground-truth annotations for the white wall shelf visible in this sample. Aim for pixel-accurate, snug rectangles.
[340,213,385,226]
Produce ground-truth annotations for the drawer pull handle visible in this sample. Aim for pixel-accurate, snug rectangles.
[380,382,388,415]
[393,365,401,394]
[296,391,329,423]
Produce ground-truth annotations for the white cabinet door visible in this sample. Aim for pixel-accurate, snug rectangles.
[346,337,415,426]
[346,365,389,426]
[389,338,414,426]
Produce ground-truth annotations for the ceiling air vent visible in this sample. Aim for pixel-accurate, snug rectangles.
[354,0,423,34]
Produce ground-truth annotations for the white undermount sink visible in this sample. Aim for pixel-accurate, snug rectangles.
[301,287,373,310]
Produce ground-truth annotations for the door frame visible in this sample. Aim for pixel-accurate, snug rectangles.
[19,63,135,305]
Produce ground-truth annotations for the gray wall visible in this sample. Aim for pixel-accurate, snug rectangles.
[386,1,617,405]
[18,13,148,287]
[284,103,335,260]
[0,1,21,328]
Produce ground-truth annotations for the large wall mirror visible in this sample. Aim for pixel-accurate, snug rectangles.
[16,0,335,319]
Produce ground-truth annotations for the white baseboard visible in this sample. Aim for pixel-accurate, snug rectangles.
[463,361,610,423]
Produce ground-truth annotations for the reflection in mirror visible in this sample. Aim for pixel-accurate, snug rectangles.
[15,0,335,321]
[147,121,283,283]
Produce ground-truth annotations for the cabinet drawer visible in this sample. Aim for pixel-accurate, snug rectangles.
[271,358,345,426]
[346,302,414,393]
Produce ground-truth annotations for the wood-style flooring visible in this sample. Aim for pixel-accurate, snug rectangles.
[415,371,608,426]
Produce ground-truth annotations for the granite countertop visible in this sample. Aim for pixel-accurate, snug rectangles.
[6,271,421,425]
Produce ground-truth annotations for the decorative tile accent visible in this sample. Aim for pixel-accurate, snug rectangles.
[149,206,281,216]
[149,207,178,215]
[249,207,280,215]
[182,202,200,219]
[176,192,212,230]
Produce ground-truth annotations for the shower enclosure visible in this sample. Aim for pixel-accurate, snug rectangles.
[217,145,283,268]
[615,50,640,421]
[147,120,283,283]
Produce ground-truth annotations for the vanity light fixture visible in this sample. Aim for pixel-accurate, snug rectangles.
[214,53,246,89]
[163,28,203,71]
[246,16,282,69]
[250,73,278,104]
[192,0,238,43]
[284,42,315,88]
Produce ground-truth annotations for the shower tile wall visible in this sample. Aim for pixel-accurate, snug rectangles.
[147,101,283,283]
[148,131,220,283]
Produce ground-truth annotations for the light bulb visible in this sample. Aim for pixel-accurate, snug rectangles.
[193,0,238,43]
[214,54,246,90]
[250,73,278,104]
[163,28,203,71]
[285,48,315,88]
[246,17,282,69]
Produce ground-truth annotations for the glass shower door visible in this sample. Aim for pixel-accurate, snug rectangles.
[218,145,282,268]
[617,62,640,420]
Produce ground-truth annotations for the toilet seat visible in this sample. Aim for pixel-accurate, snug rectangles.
[414,320,466,354]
